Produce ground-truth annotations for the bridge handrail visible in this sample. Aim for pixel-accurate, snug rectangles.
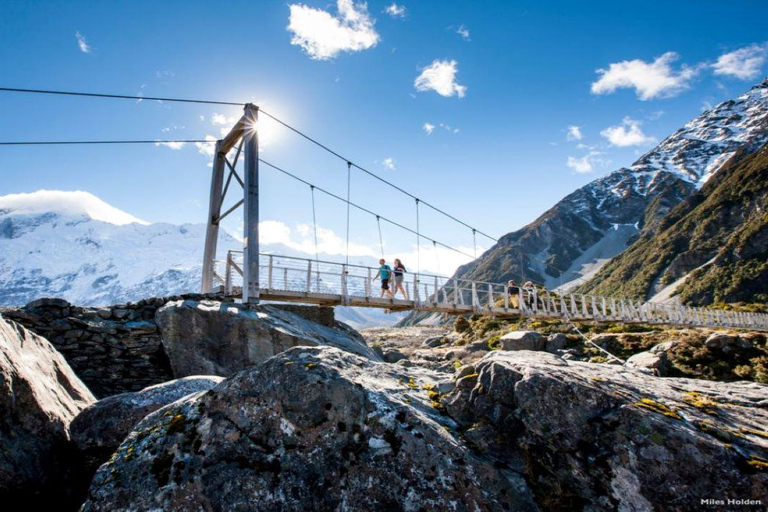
[211,251,768,331]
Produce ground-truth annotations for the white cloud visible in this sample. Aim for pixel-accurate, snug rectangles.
[600,117,656,147]
[260,220,376,257]
[591,52,698,100]
[394,245,479,277]
[566,125,583,141]
[424,122,459,134]
[257,220,480,276]
[567,155,595,174]
[287,0,380,60]
[456,25,470,41]
[414,60,467,98]
[382,157,396,170]
[566,147,609,174]
[75,31,92,53]
[195,135,218,158]
[211,113,238,126]
[384,3,406,18]
[155,141,186,150]
[0,190,147,225]
[712,44,768,80]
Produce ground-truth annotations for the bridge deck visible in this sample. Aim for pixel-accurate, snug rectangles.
[213,252,768,331]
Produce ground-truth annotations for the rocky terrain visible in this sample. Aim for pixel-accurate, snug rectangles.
[577,140,768,305]
[2,297,768,510]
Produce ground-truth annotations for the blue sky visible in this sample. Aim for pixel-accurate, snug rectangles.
[1,0,767,274]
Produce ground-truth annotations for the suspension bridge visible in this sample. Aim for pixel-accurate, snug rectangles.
[2,88,768,332]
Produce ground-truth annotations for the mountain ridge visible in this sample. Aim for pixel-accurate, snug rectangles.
[575,140,768,304]
[453,76,768,292]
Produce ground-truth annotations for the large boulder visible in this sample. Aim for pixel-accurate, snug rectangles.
[83,347,537,511]
[0,315,95,508]
[70,376,224,476]
[545,333,569,353]
[626,349,671,376]
[499,330,546,351]
[156,300,381,377]
[443,350,768,510]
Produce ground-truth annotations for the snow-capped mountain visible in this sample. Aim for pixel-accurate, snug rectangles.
[0,190,242,306]
[451,76,768,294]
[0,190,404,328]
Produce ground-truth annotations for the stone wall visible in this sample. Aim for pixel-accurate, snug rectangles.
[1,295,335,398]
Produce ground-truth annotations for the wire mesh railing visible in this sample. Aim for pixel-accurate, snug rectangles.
[210,251,768,331]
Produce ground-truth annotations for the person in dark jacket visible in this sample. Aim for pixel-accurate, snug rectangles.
[507,279,520,308]
[392,258,408,299]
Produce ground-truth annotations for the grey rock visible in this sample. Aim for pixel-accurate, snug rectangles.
[435,380,456,394]
[382,349,408,363]
[456,364,477,379]
[156,300,381,378]
[546,333,569,353]
[26,297,71,309]
[650,340,680,354]
[626,350,670,376]
[70,376,223,476]
[0,315,95,508]
[82,347,537,511]
[422,335,445,347]
[443,350,768,510]
[705,332,752,351]
[499,330,546,351]
[112,309,130,320]
[467,338,490,353]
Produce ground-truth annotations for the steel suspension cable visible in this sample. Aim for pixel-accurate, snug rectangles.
[376,216,385,258]
[0,87,242,106]
[0,87,498,243]
[415,198,421,284]
[0,139,215,146]
[473,229,477,259]
[310,185,321,290]
[433,240,441,275]
[345,162,351,267]
[260,108,498,243]
[258,158,476,260]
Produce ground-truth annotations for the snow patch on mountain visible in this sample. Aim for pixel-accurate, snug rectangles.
[0,191,241,306]
[0,191,400,328]
[0,190,148,226]
[629,77,768,190]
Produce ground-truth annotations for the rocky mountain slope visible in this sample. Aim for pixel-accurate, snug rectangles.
[453,76,768,293]
[576,140,768,304]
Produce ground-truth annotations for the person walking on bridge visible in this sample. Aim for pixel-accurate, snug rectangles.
[392,258,408,300]
[373,259,393,298]
[507,280,520,308]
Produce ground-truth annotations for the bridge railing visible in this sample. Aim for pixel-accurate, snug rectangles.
[211,251,768,331]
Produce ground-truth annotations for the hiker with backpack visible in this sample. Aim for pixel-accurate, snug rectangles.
[373,259,393,298]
